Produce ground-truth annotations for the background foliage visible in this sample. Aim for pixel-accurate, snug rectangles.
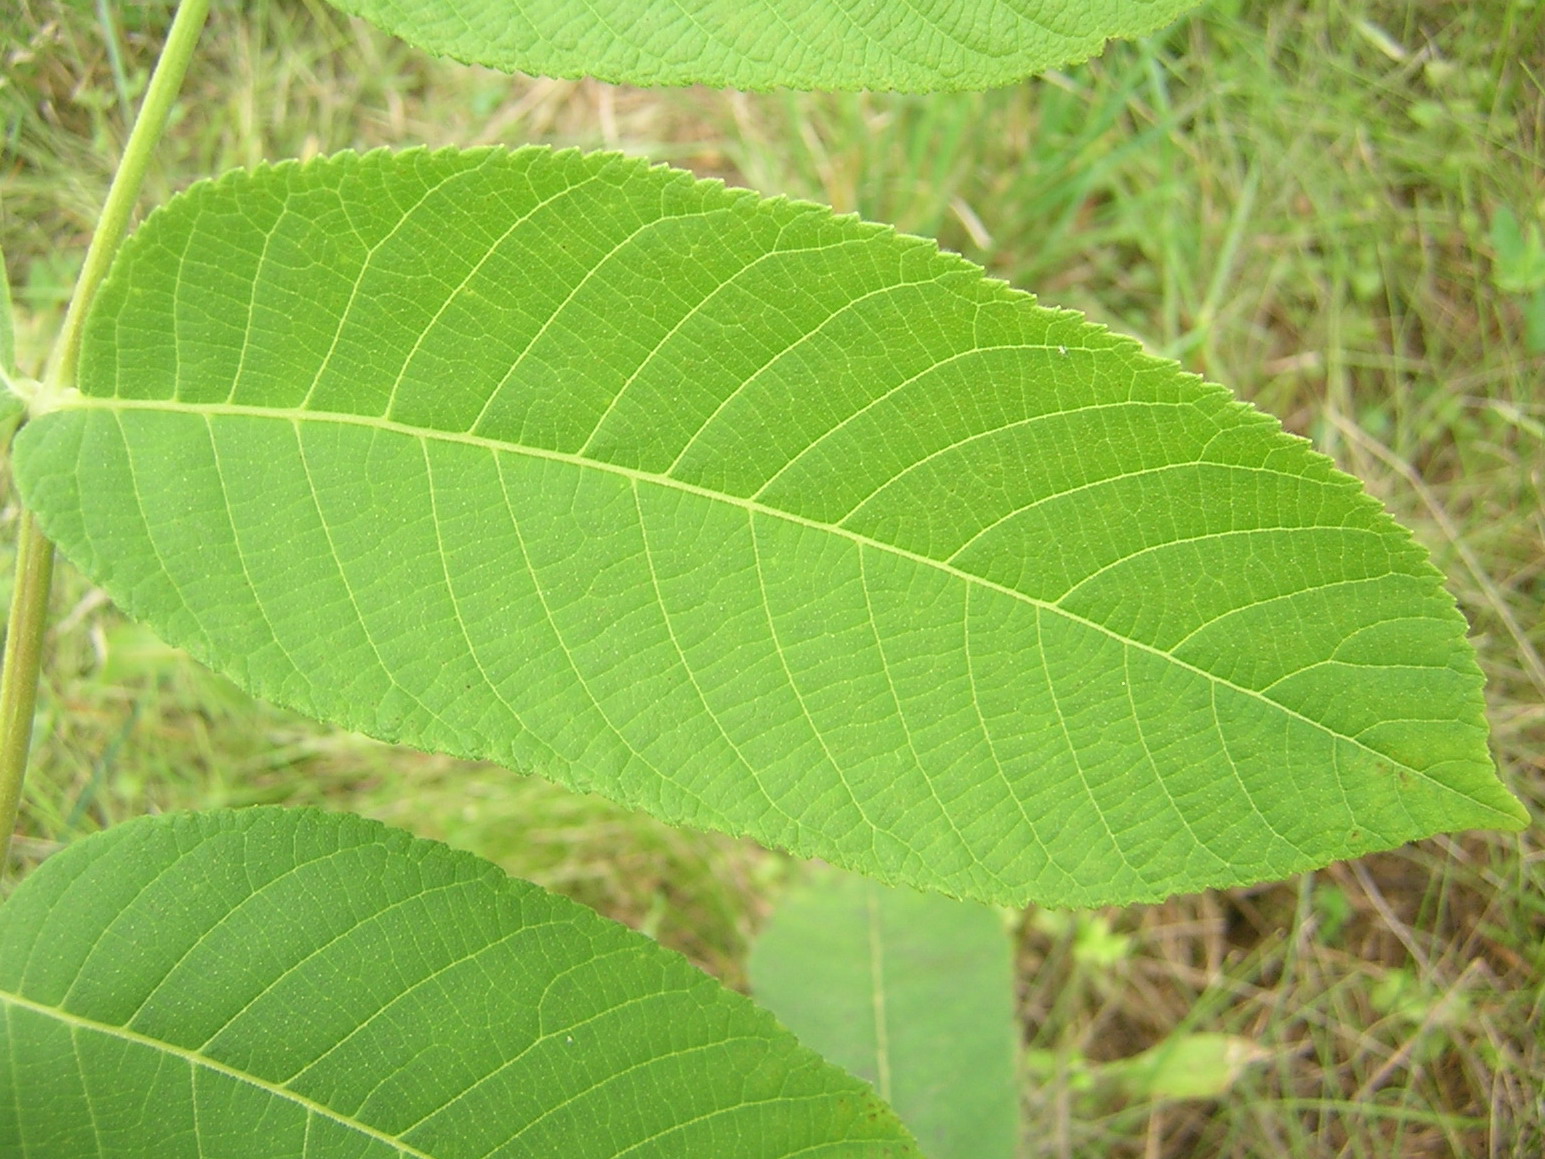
[2,0,1540,1155]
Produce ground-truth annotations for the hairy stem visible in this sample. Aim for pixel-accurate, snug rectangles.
[2,0,211,874]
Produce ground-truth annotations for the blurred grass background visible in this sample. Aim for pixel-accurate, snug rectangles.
[2,0,1541,1155]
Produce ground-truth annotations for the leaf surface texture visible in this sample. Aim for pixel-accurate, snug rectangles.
[0,809,916,1158]
[15,148,1525,907]
[322,0,1200,90]
[750,869,1019,1159]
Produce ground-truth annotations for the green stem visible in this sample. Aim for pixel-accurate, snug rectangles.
[0,514,55,872]
[2,0,211,873]
[41,0,212,399]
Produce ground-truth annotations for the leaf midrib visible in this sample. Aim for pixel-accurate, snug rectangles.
[53,394,1472,797]
[0,989,437,1159]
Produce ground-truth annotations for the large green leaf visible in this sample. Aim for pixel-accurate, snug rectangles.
[749,869,1020,1159]
[322,0,1201,91]
[14,148,1525,908]
[0,808,918,1158]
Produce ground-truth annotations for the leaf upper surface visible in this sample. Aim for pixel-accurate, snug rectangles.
[0,809,917,1158]
[321,0,1201,90]
[15,147,1526,908]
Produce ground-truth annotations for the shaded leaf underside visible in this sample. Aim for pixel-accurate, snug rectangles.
[323,0,1202,91]
[0,809,915,1158]
[750,870,1020,1159]
[16,148,1524,908]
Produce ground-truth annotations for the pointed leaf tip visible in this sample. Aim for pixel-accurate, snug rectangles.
[14,146,1524,911]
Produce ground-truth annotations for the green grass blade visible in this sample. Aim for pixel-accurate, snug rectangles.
[321,0,1201,91]
[750,869,1020,1159]
[13,147,1526,909]
[0,243,21,423]
[0,808,918,1158]
[0,242,15,378]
